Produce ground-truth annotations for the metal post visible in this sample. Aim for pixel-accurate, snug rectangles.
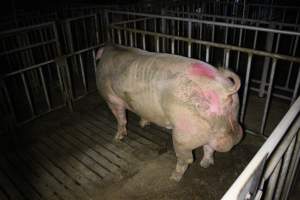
[161,9,166,53]
[240,54,253,123]
[206,45,210,63]
[21,73,34,116]
[260,58,277,135]
[188,21,192,58]
[38,67,51,110]
[66,20,74,53]
[259,25,275,97]
[104,10,111,42]
[264,159,282,200]
[55,57,73,112]
[78,54,87,93]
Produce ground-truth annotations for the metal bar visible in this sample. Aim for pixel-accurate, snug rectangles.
[285,36,299,89]
[224,49,230,68]
[91,49,97,74]
[111,26,300,63]
[117,29,121,45]
[0,40,56,56]
[155,36,159,53]
[106,10,300,36]
[264,159,283,200]
[21,73,34,116]
[38,67,51,110]
[205,45,210,63]
[0,21,54,35]
[129,31,133,47]
[274,137,296,199]
[187,21,192,58]
[78,54,87,93]
[171,38,175,54]
[235,28,243,71]
[240,54,253,123]
[56,63,65,102]
[292,68,300,103]
[124,25,128,45]
[281,129,300,200]
[142,33,146,50]
[260,59,277,135]
[259,27,275,97]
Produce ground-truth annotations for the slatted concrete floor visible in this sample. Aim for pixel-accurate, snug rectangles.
[0,102,172,200]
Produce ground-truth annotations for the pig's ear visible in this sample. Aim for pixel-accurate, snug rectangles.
[221,69,241,96]
[96,47,104,60]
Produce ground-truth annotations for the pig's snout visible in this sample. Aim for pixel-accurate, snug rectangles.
[234,124,243,145]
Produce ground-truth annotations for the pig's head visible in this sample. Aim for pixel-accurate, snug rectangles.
[183,63,243,152]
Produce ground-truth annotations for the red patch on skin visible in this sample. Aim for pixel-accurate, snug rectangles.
[203,90,221,115]
[189,63,216,79]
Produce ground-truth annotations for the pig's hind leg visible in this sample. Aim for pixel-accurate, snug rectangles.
[200,145,214,168]
[107,101,128,141]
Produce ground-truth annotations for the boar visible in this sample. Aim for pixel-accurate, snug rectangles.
[95,44,243,181]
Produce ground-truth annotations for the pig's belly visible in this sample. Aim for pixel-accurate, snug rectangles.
[124,92,172,129]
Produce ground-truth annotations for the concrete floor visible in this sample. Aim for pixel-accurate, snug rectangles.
[0,92,294,200]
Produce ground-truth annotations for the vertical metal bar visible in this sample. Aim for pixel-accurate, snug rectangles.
[38,67,51,110]
[66,20,74,52]
[253,29,258,48]
[171,39,175,54]
[79,54,87,93]
[205,46,210,63]
[161,9,166,53]
[129,31,133,47]
[259,25,275,97]
[133,21,137,47]
[142,33,146,50]
[240,54,253,123]
[264,159,283,200]
[274,137,296,199]
[117,29,121,45]
[94,14,100,44]
[224,49,230,69]
[123,25,128,45]
[104,10,111,42]
[56,63,65,101]
[199,23,203,59]
[92,49,97,75]
[187,21,192,58]
[111,28,115,44]
[260,58,277,135]
[21,73,34,116]
[235,28,243,71]
[155,36,159,53]
[285,36,299,89]
[291,67,300,103]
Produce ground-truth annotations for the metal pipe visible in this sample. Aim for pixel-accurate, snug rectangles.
[111,26,300,63]
[274,137,296,199]
[187,21,192,58]
[205,45,210,63]
[240,54,253,123]
[21,73,34,116]
[264,159,282,200]
[285,36,299,89]
[78,54,87,93]
[281,130,300,200]
[38,67,51,110]
[224,49,230,68]
[260,58,277,135]
[117,29,121,45]
[106,10,300,36]
[292,67,300,104]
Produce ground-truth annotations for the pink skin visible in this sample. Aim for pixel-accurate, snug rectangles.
[189,63,216,79]
[202,90,222,116]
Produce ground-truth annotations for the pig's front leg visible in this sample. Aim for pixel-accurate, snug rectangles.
[139,118,150,128]
[170,137,193,182]
[200,144,215,168]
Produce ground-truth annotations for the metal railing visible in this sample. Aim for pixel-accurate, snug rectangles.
[222,96,300,200]
[105,10,300,136]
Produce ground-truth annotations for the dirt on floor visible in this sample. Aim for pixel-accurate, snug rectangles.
[95,134,263,200]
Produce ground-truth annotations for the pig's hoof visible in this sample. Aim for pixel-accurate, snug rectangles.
[114,131,127,141]
[200,159,214,168]
[170,171,183,182]
[139,119,150,128]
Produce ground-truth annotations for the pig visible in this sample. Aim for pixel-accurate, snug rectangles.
[95,44,243,181]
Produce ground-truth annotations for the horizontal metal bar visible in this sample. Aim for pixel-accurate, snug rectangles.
[0,39,56,56]
[0,21,54,36]
[249,87,292,101]
[64,13,96,22]
[166,10,300,30]
[251,79,294,93]
[111,25,300,63]
[107,10,300,36]
[111,17,150,26]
